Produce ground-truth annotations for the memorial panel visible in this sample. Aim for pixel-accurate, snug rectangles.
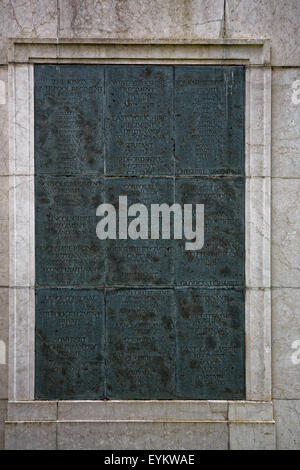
[35,176,105,286]
[175,177,245,287]
[175,288,245,399]
[34,65,246,400]
[35,288,105,399]
[35,65,105,175]
[105,177,175,286]
[106,289,176,399]
[105,66,174,176]
[175,66,245,176]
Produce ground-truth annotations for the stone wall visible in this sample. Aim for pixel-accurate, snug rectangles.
[1,0,300,450]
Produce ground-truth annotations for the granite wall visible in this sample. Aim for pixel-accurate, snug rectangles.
[1,0,300,450]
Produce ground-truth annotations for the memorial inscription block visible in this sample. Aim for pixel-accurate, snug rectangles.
[175,177,245,286]
[35,176,105,286]
[105,66,174,176]
[35,288,105,399]
[175,288,245,399]
[34,65,245,400]
[35,65,105,175]
[175,66,245,176]
[105,177,175,286]
[106,289,176,399]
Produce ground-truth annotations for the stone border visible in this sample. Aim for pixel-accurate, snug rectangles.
[7,41,271,419]
[7,400,274,422]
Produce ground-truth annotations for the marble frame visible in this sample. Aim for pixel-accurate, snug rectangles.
[7,39,272,420]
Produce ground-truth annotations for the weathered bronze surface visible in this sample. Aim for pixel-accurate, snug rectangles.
[106,289,176,399]
[35,288,105,399]
[35,65,105,175]
[105,66,174,176]
[175,66,245,176]
[175,288,245,399]
[105,177,175,286]
[35,176,105,286]
[35,65,245,399]
[175,177,245,286]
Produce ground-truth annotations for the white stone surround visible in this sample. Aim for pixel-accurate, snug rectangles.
[6,38,273,448]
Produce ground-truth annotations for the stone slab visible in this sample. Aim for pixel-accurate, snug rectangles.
[35,176,105,286]
[0,1,57,64]
[58,400,228,421]
[0,289,8,399]
[8,401,57,421]
[245,289,271,401]
[106,289,176,399]
[272,179,300,287]
[34,65,105,175]
[228,401,273,421]
[35,288,105,400]
[226,0,300,66]
[5,421,56,450]
[0,67,8,174]
[175,177,245,287]
[175,66,245,176]
[272,289,300,399]
[59,1,225,40]
[57,421,229,450]
[229,422,276,450]
[0,177,9,286]
[272,69,300,177]
[0,399,7,450]
[175,288,245,399]
[274,399,300,450]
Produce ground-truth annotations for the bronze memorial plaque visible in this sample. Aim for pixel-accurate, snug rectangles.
[35,65,245,399]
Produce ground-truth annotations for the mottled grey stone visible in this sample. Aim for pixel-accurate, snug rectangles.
[35,65,105,175]
[0,67,8,174]
[0,0,57,64]
[5,421,57,450]
[35,288,105,399]
[0,177,9,286]
[175,177,245,287]
[226,0,300,66]
[175,288,245,399]
[57,421,229,450]
[0,399,7,450]
[0,289,8,399]
[274,399,300,450]
[35,176,105,286]
[59,1,225,41]
[8,401,57,421]
[57,400,228,421]
[229,422,276,450]
[272,289,300,399]
[175,66,245,176]
[272,179,300,287]
[106,289,176,399]
[106,65,174,176]
[272,69,300,177]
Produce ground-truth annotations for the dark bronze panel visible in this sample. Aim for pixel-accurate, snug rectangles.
[34,65,246,400]
[106,289,176,399]
[35,65,105,175]
[175,288,245,399]
[35,288,105,399]
[35,176,105,286]
[105,66,174,176]
[105,177,175,286]
[175,177,245,287]
[175,66,245,176]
